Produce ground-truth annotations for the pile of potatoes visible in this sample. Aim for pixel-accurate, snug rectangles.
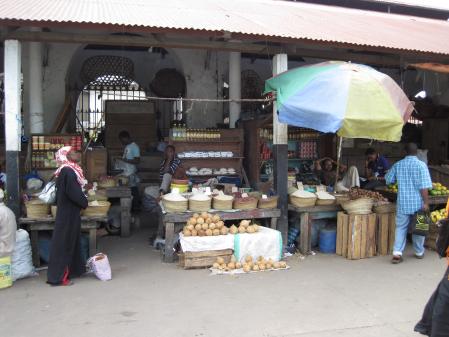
[229,220,259,235]
[182,212,229,237]
[213,255,288,273]
[212,255,242,271]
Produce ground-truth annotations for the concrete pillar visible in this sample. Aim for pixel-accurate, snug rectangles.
[272,53,288,246]
[4,40,22,217]
[229,51,241,128]
[29,28,44,133]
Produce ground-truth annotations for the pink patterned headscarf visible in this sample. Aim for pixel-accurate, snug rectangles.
[54,146,87,187]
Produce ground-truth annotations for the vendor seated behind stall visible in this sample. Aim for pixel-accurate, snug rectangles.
[159,145,185,194]
[363,147,390,190]
[314,157,360,192]
[118,131,141,210]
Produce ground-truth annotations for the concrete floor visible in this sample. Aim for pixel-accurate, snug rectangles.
[1,227,447,337]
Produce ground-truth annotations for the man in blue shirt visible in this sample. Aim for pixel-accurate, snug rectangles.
[363,148,390,190]
[386,143,432,264]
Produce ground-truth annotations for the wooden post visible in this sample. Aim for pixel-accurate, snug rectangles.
[272,53,288,247]
[334,136,343,192]
[164,222,175,263]
[120,197,132,237]
[4,39,22,217]
[299,212,311,254]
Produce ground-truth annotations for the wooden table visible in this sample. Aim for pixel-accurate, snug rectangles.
[105,186,132,237]
[161,208,281,263]
[19,215,107,267]
[288,204,342,255]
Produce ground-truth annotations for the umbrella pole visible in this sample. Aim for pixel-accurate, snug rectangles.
[334,136,343,192]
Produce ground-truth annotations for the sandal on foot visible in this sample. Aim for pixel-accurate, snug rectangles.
[391,255,403,264]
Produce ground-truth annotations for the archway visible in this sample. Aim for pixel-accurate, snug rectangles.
[66,39,185,139]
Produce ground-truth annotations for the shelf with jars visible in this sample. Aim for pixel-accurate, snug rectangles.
[169,128,244,183]
[31,134,83,170]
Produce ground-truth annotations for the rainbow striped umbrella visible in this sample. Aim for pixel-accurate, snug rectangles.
[265,61,413,142]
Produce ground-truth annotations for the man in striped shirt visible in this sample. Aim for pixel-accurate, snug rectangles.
[386,143,432,264]
[159,145,183,194]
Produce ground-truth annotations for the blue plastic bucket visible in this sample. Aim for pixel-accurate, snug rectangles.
[319,228,337,254]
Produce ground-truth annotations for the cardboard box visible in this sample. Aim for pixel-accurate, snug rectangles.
[85,148,108,182]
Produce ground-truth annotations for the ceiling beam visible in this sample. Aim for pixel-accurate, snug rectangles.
[3,30,446,67]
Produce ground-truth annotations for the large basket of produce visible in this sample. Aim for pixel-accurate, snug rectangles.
[341,197,374,215]
[188,194,212,212]
[83,201,111,217]
[373,202,396,214]
[258,196,279,209]
[233,197,258,210]
[25,199,50,218]
[349,188,388,202]
[289,190,317,208]
[316,191,336,206]
[162,192,188,213]
[98,176,116,189]
[212,194,234,210]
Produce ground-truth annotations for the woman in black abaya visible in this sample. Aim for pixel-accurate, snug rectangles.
[47,146,88,286]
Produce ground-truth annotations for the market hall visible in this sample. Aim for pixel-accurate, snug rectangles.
[1,0,449,283]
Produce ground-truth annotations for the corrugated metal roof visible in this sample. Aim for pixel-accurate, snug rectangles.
[363,0,449,11]
[1,0,449,55]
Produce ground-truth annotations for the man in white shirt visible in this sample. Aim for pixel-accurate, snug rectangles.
[119,131,141,210]
[0,189,17,258]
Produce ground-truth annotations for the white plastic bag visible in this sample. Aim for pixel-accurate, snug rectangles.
[38,181,56,204]
[11,229,37,281]
[87,253,111,281]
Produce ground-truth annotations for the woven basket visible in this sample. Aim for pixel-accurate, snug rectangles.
[316,198,336,206]
[335,194,350,205]
[163,199,188,213]
[189,199,212,212]
[83,201,111,217]
[289,196,317,208]
[51,205,57,218]
[258,196,279,209]
[213,197,234,210]
[374,203,396,214]
[341,197,374,215]
[233,197,258,210]
[98,178,116,189]
[25,200,50,218]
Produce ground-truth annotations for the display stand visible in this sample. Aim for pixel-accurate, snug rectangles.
[18,215,107,267]
[104,186,132,237]
[169,129,244,184]
[288,204,342,255]
[161,208,281,263]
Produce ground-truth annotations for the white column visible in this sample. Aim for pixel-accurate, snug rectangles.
[273,54,288,144]
[229,51,241,128]
[4,39,22,216]
[272,53,288,247]
[4,40,22,152]
[29,28,44,133]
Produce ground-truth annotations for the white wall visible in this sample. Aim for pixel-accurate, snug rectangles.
[29,40,446,135]
[34,43,229,132]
